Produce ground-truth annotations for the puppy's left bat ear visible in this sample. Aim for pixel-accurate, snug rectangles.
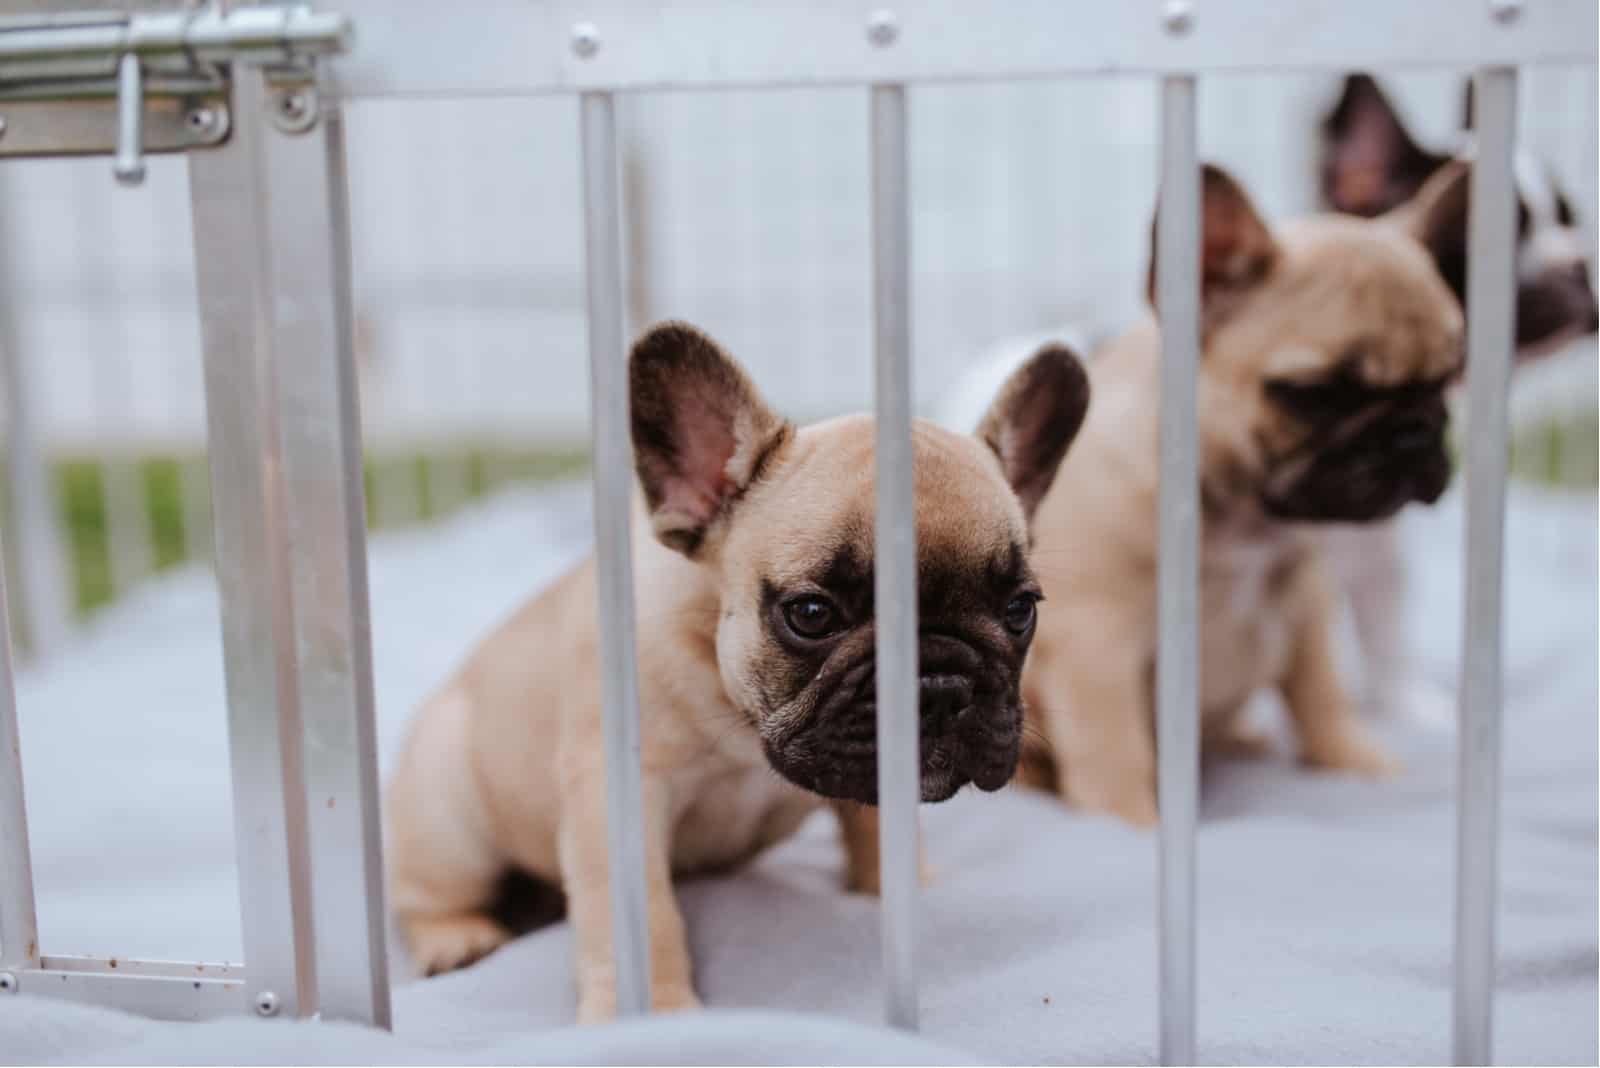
[975,343,1091,522]
[630,321,793,557]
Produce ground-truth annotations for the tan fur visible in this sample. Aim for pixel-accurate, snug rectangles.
[1021,205,1462,826]
[386,332,1079,1019]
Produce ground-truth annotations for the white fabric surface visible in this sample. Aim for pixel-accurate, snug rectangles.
[3,481,1595,1065]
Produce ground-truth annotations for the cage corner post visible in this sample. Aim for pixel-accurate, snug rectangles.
[187,59,390,1027]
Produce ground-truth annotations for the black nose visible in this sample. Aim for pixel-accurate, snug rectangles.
[920,673,974,736]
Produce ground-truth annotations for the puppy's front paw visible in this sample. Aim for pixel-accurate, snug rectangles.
[846,857,936,895]
[576,982,702,1024]
[1302,732,1400,779]
[652,982,703,1015]
[403,911,513,978]
[1209,722,1274,761]
[1064,772,1159,828]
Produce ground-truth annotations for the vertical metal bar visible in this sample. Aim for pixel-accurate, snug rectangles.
[112,53,145,186]
[1156,73,1200,1068]
[869,82,919,1033]
[579,90,651,1018]
[0,179,72,659]
[1454,65,1519,1068]
[187,67,317,1021]
[0,529,38,972]
[263,86,391,1029]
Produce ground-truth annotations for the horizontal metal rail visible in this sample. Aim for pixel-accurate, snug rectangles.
[0,6,351,82]
[321,0,1594,100]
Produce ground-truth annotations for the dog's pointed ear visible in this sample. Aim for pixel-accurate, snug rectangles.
[975,343,1091,522]
[1321,73,1444,217]
[630,322,792,556]
[1390,159,1472,303]
[1146,164,1279,335]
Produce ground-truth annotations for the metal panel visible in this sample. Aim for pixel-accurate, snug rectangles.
[579,89,652,1018]
[1454,65,1518,1068]
[263,83,391,1029]
[321,0,1595,99]
[869,81,919,1032]
[7,960,247,1021]
[0,527,37,971]
[187,65,318,1022]
[1155,73,1199,1068]
[0,92,230,159]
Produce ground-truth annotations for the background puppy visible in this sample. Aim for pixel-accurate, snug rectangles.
[1013,165,1464,826]
[385,322,1089,1019]
[1319,73,1599,721]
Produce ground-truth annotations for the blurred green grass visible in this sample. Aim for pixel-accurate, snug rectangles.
[23,446,589,618]
[3,416,1594,622]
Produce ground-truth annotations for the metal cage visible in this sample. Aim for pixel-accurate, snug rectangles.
[0,2,1594,1063]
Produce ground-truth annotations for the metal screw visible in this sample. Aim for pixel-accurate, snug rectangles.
[571,21,600,59]
[0,972,17,994]
[254,990,279,1016]
[866,10,898,47]
[1162,0,1194,35]
[186,107,218,135]
[1489,0,1522,23]
[0,116,7,142]
[269,88,318,134]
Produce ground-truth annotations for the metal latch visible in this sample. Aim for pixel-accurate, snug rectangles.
[0,4,351,183]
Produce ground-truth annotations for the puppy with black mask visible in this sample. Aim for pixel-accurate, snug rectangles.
[1011,164,1465,825]
[1319,73,1598,720]
[385,322,1090,1018]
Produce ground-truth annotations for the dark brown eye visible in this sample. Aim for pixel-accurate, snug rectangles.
[783,595,839,640]
[1003,594,1038,635]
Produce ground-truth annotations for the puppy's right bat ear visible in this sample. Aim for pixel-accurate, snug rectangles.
[629,321,793,557]
[1320,74,1444,218]
[975,343,1091,523]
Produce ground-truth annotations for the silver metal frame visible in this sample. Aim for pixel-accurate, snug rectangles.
[1454,65,1520,1068]
[1155,72,1200,1068]
[580,87,653,1019]
[869,80,919,1032]
[0,2,1590,1058]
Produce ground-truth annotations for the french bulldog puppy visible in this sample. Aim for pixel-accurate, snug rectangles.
[1318,73,1599,722]
[1013,164,1465,825]
[385,322,1090,1018]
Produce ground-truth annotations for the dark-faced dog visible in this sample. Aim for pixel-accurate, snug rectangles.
[385,321,1090,1018]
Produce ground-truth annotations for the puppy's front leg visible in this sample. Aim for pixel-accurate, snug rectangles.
[560,773,699,1023]
[1035,634,1158,827]
[832,801,932,895]
[1282,569,1398,777]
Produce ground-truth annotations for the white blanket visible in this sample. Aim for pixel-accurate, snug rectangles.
[4,482,1594,1065]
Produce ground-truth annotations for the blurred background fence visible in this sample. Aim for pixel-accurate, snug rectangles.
[1,64,1594,648]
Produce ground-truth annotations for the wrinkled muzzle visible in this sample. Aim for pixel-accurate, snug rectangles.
[1261,394,1452,523]
[761,633,1024,805]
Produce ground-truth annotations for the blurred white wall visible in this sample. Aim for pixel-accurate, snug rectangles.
[0,65,1594,450]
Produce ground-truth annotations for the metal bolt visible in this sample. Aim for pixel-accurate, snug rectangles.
[0,116,7,142]
[254,990,279,1016]
[0,972,17,994]
[269,88,318,134]
[866,10,898,47]
[1162,0,1194,35]
[186,107,218,135]
[571,21,600,59]
[1489,0,1522,23]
